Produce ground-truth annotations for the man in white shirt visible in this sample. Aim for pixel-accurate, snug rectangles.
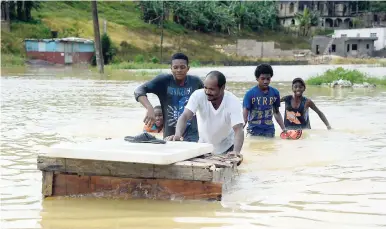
[167,71,245,157]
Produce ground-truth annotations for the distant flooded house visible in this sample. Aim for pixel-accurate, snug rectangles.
[24,37,95,65]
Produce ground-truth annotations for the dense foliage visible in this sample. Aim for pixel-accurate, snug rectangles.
[137,1,278,34]
[306,67,386,86]
[1,1,40,22]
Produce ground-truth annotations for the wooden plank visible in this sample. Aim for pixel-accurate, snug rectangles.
[50,174,222,201]
[190,158,233,168]
[154,161,213,181]
[37,156,214,181]
[65,158,155,178]
[212,167,234,183]
[37,157,65,171]
[206,154,242,165]
[42,171,53,197]
[53,172,67,196]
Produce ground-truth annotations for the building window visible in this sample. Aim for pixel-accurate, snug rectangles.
[291,19,295,25]
[341,34,347,37]
[289,2,294,13]
[331,44,336,52]
[352,44,358,50]
[366,44,370,49]
[347,44,350,52]
[370,33,377,37]
[280,4,283,10]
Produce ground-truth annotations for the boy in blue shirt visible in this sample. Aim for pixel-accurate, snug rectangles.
[243,64,286,138]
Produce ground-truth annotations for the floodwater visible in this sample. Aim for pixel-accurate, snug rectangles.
[1,65,386,229]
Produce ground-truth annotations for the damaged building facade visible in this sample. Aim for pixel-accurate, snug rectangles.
[277,1,386,29]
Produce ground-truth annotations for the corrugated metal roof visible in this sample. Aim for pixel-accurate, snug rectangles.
[24,37,94,43]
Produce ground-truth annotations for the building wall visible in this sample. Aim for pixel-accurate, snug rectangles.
[26,51,94,64]
[312,36,376,57]
[26,51,65,64]
[72,52,94,64]
[236,39,310,58]
[312,36,347,56]
[311,36,345,56]
[77,43,94,52]
[345,40,375,57]
[278,1,299,18]
[374,48,386,58]
[333,28,386,50]
[25,40,94,64]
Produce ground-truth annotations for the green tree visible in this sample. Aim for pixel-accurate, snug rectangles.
[370,1,386,12]
[8,1,40,22]
[101,33,116,65]
[295,8,312,36]
[136,1,279,34]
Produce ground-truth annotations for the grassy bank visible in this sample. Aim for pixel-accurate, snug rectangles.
[1,53,25,67]
[306,67,386,86]
[1,1,311,67]
[330,57,386,66]
[3,2,384,68]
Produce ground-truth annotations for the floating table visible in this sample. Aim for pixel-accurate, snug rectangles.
[37,139,239,201]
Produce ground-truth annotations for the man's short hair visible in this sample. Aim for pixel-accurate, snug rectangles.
[255,64,273,78]
[206,70,226,88]
[154,105,162,110]
[171,53,189,65]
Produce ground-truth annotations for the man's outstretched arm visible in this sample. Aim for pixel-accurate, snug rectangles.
[167,108,194,141]
[232,123,244,154]
[134,75,167,126]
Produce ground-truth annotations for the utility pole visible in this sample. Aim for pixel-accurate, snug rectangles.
[160,1,165,64]
[92,0,104,73]
[103,19,107,34]
[6,1,10,26]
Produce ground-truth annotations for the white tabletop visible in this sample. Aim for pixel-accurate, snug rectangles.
[40,138,213,165]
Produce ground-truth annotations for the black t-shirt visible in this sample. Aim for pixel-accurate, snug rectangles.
[134,74,204,141]
[283,95,311,130]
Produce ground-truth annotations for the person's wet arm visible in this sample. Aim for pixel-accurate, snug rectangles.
[233,123,244,154]
[243,108,248,128]
[174,108,194,139]
[230,98,245,154]
[242,92,251,128]
[134,75,167,125]
[308,100,331,129]
[169,90,200,140]
[273,106,286,131]
[273,93,286,131]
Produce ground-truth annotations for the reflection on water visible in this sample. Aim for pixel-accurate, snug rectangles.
[1,66,386,229]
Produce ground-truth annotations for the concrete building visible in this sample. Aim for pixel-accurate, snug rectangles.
[312,35,377,57]
[277,1,356,29]
[221,39,311,59]
[333,28,386,51]
[277,1,386,30]
[24,37,95,65]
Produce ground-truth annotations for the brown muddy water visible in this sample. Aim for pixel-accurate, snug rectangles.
[1,65,386,229]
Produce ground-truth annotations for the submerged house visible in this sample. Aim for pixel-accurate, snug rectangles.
[24,37,95,65]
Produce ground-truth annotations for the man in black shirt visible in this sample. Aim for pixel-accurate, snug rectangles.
[134,53,204,142]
